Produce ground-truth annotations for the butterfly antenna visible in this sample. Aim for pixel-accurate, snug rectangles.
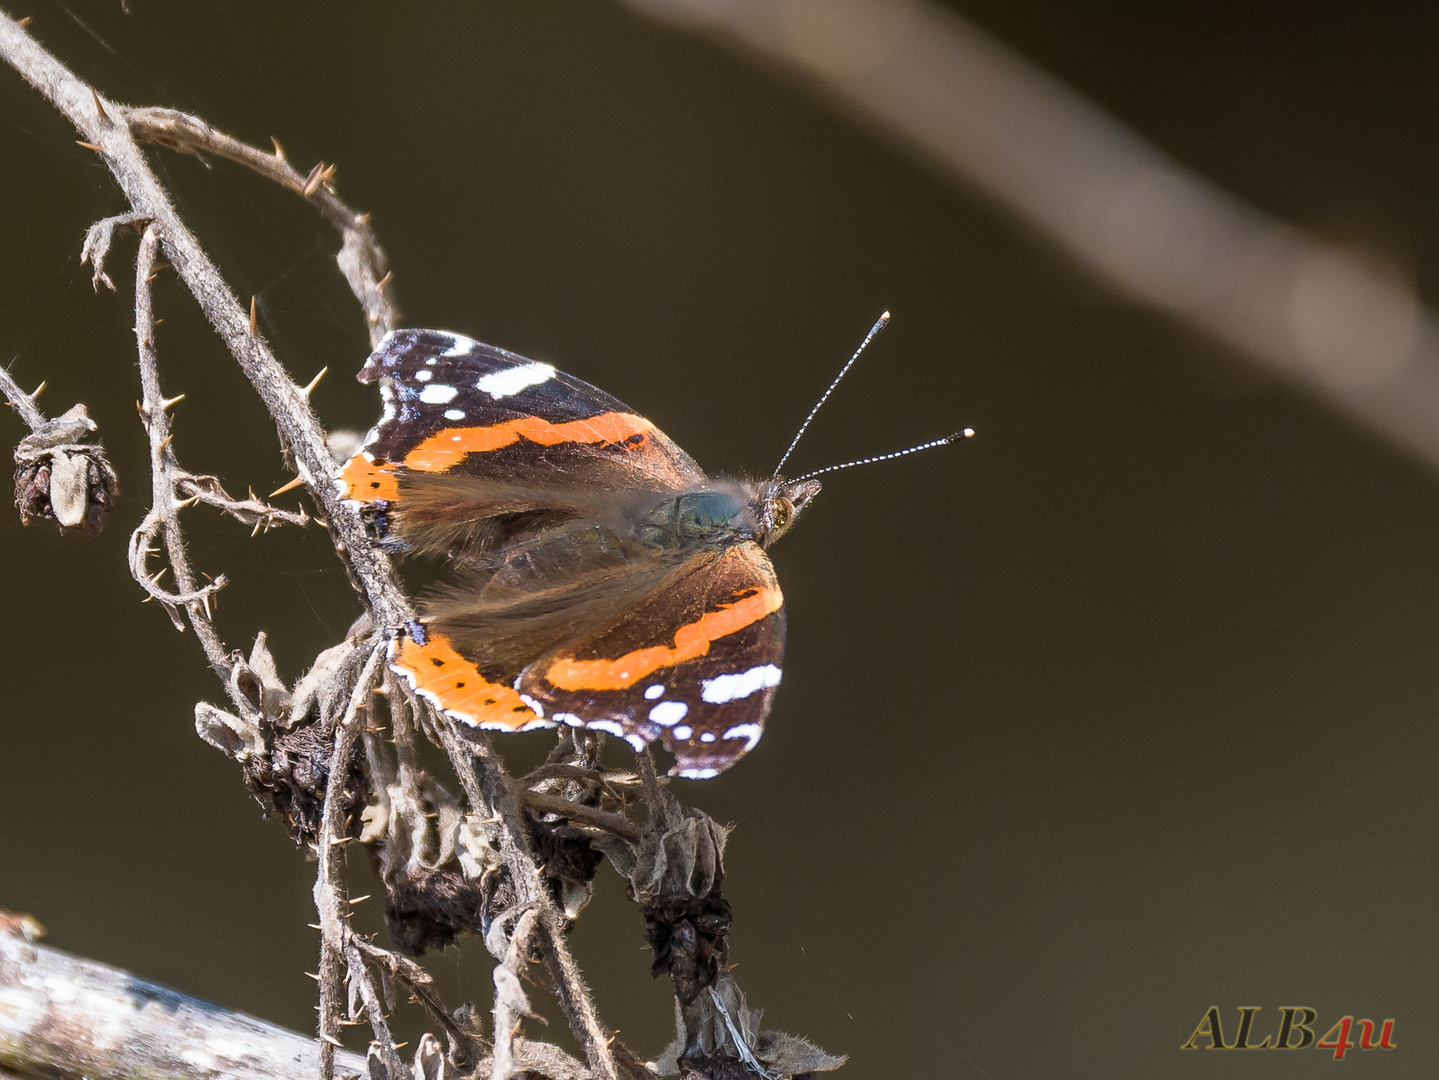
[773,311,891,478]
[791,428,975,483]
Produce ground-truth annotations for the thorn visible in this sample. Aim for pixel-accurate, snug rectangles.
[250,517,264,538]
[307,923,322,930]
[354,212,370,225]
[89,86,110,124]
[17,17,31,28]
[160,393,185,411]
[304,971,320,981]
[249,296,258,336]
[269,476,305,498]
[301,162,333,198]
[301,366,327,397]
[157,434,173,452]
[270,136,286,162]
[75,140,103,153]
[174,495,200,508]
[140,593,153,603]
[330,836,351,846]
[376,271,392,291]
[29,381,45,399]
[199,590,212,620]
[145,272,159,283]
[320,1033,345,1048]
[136,400,147,418]
[153,318,163,327]
[348,894,370,904]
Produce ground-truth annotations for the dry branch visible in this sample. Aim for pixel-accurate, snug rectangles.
[0,925,370,1080]
[0,10,842,1080]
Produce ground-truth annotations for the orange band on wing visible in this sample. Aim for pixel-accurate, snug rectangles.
[403,412,655,472]
[542,586,783,691]
[338,456,400,502]
[393,632,539,730]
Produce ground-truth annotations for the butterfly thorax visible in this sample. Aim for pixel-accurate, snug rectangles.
[639,477,821,551]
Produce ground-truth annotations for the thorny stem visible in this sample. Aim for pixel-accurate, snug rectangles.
[0,11,412,628]
[0,13,643,1080]
[129,224,230,666]
[121,107,398,348]
[0,364,46,431]
[347,935,478,1069]
[429,714,621,1080]
[313,643,385,1080]
[342,938,406,1080]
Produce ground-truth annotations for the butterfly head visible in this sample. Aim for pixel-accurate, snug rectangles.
[755,477,822,547]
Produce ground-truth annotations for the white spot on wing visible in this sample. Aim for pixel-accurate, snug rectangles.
[672,724,693,740]
[700,732,716,743]
[477,361,555,399]
[443,333,476,357]
[624,734,648,751]
[648,701,688,726]
[518,693,545,718]
[555,712,583,727]
[701,664,782,704]
[721,723,763,752]
[444,409,466,421]
[676,766,720,780]
[415,369,433,382]
[644,684,665,701]
[587,719,625,737]
[419,384,459,405]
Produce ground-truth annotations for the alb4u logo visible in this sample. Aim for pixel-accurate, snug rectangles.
[1182,1007,1396,1060]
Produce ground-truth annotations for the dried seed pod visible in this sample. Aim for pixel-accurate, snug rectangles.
[12,404,117,537]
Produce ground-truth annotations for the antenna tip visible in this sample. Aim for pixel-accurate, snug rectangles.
[952,428,976,441]
[879,310,891,322]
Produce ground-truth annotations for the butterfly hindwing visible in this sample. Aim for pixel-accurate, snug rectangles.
[518,543,785,778]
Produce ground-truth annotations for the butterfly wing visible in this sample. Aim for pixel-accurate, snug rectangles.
[517,542,785,778]
[337,329,706,557]
[341,330,783,777]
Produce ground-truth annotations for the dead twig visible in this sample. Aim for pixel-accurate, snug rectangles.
[312,643,385,1080]
[121,106,398,347]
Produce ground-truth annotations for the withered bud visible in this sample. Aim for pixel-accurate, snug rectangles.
[12,404,117,537]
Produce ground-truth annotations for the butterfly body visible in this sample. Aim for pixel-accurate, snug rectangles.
[338,329,818,778]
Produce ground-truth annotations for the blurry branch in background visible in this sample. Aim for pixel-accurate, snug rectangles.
[0,11,841,1080]
[624,0,1439,469]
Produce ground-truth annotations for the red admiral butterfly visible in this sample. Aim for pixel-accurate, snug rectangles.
[338,319,966,777]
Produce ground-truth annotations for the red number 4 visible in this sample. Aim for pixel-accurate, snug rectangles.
[1319,1017,1397,1059]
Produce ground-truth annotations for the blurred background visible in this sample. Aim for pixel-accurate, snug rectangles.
[2,1,1437,1076]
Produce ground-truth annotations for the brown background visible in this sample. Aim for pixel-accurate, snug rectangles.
[1,2,1436,1076]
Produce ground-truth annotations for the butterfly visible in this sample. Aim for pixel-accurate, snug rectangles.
[338,322,965,777]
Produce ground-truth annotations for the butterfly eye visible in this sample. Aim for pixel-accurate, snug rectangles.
[772,497,794,530]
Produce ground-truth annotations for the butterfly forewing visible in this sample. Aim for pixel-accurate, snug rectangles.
[338,329,705,520]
